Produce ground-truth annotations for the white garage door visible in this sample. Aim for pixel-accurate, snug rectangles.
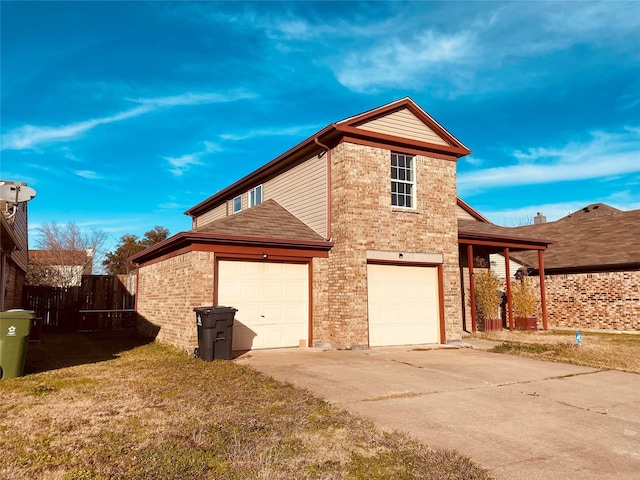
[217,260,309,351]
[367,263,440,347]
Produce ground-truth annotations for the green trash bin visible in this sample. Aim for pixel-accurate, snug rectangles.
[0,309,34,379]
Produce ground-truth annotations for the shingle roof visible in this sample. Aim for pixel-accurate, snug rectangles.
[458,219,552,246]
[195,199,325,242]
[30,249,88,266]
[511,205,640,271]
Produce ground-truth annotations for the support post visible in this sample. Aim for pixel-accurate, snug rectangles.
[504,248,513,331]
[466,244,476,333]
[538,250,548,330]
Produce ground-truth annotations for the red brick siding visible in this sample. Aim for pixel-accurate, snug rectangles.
[136,251,214,352]
[533,271,640,331]
[317,143,461,348]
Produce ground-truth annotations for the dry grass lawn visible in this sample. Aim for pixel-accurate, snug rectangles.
[0,332,491,480]
[472,330,640,374]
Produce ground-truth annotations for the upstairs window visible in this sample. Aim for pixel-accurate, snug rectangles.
[233,195,242,213]
[249,185,262,207]
[391,152,414,208]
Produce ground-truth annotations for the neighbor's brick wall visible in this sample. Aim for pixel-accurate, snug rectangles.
[532,270,640,331]
[136,250,214,352]
[315,142,462,347]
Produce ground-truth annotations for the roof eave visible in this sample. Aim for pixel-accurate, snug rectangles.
[130,231,333,265]
[458,229,554,248]
[184,124,338,217]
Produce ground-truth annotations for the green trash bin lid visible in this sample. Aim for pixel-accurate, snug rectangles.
[1,309,36,320]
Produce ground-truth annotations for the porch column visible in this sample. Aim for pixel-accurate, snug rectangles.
[538,250,548,330]
[467,244,476,333]
[504,248,514,331]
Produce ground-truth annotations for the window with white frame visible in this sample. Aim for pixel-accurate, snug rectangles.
[391,152,414,208]
[249,185,262,207]
[232,195,242,213]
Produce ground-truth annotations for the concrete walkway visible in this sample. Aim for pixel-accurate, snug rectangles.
[236,345,640,479]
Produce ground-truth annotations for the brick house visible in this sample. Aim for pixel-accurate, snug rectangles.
[131,98,492,352]
[511,204,640,331]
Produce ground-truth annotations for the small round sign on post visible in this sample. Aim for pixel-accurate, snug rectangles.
[575,331,582,346]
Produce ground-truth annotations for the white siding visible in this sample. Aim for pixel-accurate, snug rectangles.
[263,154,327,238]
[356,108,450,146]
[490,254,526,279]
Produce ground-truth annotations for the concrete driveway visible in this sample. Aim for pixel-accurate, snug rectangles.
[236,343,640,479]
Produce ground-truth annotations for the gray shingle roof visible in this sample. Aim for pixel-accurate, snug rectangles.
[511,205,640,271]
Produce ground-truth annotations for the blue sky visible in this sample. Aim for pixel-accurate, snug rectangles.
[2,1,639,255]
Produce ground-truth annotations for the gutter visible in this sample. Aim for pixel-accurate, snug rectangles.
[314,137,332,241]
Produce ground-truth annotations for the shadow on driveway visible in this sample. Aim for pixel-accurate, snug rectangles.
[24,330,153,375]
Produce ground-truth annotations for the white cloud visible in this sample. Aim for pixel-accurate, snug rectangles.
[219,124,322,141]
[329,2,639,94]
[458,126,640,194]
[75,170,101,180]
[165,153,202,177]
[1,90,256,151]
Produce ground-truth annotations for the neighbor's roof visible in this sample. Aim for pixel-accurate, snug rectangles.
[185,97,471,218]
[511,204,640,272]
[30,249,88,266]
[195,200,324,242]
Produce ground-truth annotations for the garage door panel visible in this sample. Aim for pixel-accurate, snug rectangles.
[218,260,309,351]
[368,264,439,347]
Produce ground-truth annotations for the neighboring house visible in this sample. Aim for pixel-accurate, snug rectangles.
[511,204,640,331]
[0,181,30,310]
[29,248,94,287]
[131,98,553,353]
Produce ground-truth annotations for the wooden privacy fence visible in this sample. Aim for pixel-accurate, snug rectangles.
[22,274,136,333]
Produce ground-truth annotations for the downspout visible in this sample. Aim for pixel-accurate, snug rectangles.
[314,137,332,241]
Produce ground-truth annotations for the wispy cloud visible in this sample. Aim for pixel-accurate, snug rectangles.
[165,153,202,177]
[219,124,322,141]
[163,139,226,177]
[329,2,640,94]
[458,127,640,194]
[1,90,256,151]
[75,170,101,180]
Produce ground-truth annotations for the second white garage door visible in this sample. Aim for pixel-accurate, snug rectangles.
[217,260,309,351]
[367,263,440,347]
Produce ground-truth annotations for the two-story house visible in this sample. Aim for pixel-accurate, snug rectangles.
[131,98,507,352]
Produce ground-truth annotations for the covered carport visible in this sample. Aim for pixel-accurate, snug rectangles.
[458,220,554,332]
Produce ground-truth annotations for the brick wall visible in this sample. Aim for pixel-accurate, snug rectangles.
[533,270,640,331]
[317,142,462,347]
[136,250,214,352]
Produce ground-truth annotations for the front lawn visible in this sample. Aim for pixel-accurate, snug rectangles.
[473,329,640,374]
[1,333,491,479]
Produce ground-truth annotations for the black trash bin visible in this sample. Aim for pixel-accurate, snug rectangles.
[194,306,237,361]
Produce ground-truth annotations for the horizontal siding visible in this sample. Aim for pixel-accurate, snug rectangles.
[11,203,29,272]
[193,155,328,238]
[264,155,327,238]
[456,205,477,221]
[196,203,227,227]
[490,254,526,279]
[357,108,449,146]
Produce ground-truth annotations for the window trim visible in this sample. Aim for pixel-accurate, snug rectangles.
[391,152,415,209]
[232,195,242,214]
[249,185,262,207]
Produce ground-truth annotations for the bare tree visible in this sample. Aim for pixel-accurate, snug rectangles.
[26,221,107,286]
